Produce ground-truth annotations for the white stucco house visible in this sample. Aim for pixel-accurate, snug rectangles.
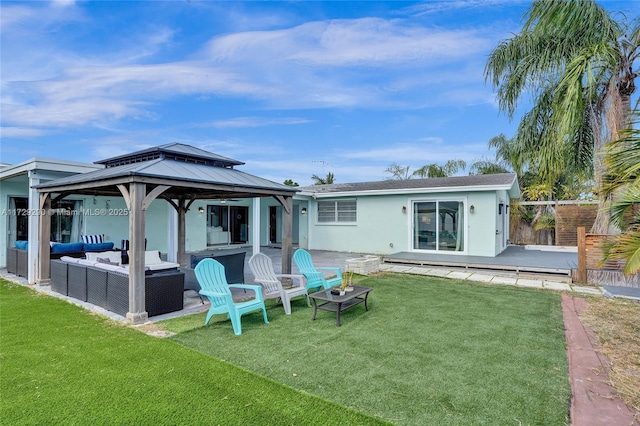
[1,144,520,285]
[293,174,520,257]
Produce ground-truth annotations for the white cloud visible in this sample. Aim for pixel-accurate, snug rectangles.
[0,126,49,138]
[403,0,528,16]
[210,117,312,128]
[1,8,502,129]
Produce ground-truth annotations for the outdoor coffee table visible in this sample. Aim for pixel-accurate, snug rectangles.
[308,285,372,326]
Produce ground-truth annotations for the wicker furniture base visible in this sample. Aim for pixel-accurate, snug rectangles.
[86,267,108,309]
[50,260,69,295]
[6,247,28,277]
[107,271,184,317]
[50,260,184,317]
[6,247,17,275]
[67,263,88,302]
[183,251,246,294]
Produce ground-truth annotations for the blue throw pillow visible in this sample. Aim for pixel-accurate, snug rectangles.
[15,240,28,250]
[51,242,84,253]
[84,242,115,252]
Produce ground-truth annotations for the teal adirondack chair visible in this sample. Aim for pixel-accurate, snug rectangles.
[195,258,268,335]
[292,249,342,292]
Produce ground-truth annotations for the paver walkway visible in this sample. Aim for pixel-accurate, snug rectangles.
[562,294,639,426]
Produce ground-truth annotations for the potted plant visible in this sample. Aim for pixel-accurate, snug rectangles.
[341,271,354,293]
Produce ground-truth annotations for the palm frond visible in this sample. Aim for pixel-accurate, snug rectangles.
[603,226,640,275]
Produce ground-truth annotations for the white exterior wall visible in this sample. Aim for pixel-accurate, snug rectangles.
[309,194,408,254]
[307,190,506,256]
[467,192,499,257]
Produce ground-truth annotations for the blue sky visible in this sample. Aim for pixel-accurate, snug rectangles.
[1,0,635,186]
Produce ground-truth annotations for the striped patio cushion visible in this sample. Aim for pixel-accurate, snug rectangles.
[81,234,104,244]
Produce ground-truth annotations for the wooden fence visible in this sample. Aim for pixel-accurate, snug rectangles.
[576,227,639,287]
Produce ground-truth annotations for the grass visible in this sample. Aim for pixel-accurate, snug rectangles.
[162,273,570,425]
[580,296,640,411]
[0,279,386,425]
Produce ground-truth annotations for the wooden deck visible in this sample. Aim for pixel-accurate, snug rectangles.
[383,246,577,279]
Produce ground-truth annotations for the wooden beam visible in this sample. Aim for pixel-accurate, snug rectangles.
[126,182,148,324]
[37,194,51,283]
[177,198,188,267]
[116,184,131,210]
[142,185,170,211]
[274,195,292,214]
[280,196,293,274]
[577,227,587,284]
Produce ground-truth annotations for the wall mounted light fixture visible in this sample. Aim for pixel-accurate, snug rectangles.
[198,206,204,214]
[401,206,407,213]
[470,205,475,213]
[105,200,111,209]
[301,207,308,215]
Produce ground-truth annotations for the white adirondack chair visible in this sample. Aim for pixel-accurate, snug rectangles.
[248,252,310,315]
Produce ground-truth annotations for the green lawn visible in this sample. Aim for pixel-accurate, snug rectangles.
[164,273,570,425]
[0,280,386,425]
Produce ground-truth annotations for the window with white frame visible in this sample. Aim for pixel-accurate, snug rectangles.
[317,200,357,223]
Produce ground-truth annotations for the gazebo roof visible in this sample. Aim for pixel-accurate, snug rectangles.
[35,143,297,199]
[96,142,245,168]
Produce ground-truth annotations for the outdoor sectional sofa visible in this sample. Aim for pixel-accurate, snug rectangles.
[181,249,247,296]
[50,251,184,317]
[6,241,117,278]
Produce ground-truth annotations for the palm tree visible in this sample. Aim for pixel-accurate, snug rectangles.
[311,172,335,185]
[468,159,510,175]
[413,159,466,178]
[602,109,640,274]
[384,163,412,180]
[485,0,639,233]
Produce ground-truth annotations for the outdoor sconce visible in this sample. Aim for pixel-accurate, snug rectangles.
[469,205,475,213]
[401,206,407,213]
[198,207,204,214]
[301,207,307,215]
[105,200,110,209]
[498,203,504,215]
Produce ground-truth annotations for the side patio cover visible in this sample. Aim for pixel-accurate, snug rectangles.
[35,143,298,324]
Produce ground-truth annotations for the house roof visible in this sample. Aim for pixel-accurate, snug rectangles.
[298,173,520,198]
[35,144,297,199]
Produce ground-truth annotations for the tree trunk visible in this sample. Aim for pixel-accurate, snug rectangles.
[590,89,632,234]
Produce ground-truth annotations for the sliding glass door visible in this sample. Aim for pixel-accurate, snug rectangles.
[413,200,465,252]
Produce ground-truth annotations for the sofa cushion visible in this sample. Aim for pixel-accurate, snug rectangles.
[86,250,121,264]
[81,234,104,244]
[77,259,98,267]
[143,250,162,265]
[51,242,84,253]
[96,257,119,266]
[15,240,28,250]
[84,242,115,252]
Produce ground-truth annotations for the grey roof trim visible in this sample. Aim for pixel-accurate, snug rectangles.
[0,157,103,180]
[95,142,245,167]
[297,174,519,198]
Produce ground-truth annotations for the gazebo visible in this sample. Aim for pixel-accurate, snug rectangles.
[35,143,298,324]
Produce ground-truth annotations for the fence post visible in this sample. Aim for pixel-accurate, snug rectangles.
[577,227,586,283]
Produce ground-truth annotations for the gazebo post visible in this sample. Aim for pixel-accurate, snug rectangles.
[127,182,148,324]
[177,198,187,267]
[37,193,51,284]
[280,196,293,275]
